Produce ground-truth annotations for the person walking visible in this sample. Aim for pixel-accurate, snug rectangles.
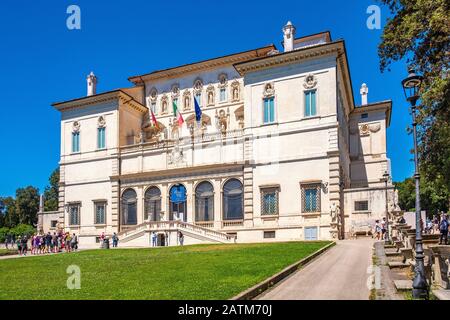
[374,220,382,240]
[439,214,449,245]
[381,217,387,240]
[112,232,119,248]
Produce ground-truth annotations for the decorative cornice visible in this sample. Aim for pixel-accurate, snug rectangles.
[234,41,343,75]
[52,90,148,114]
[129,45,276,83]
[111,163,244,183]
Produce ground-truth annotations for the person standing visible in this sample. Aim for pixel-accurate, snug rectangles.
[178,231,184,246]
[151,232,157,247]
[21,236,28,256]
[71,233,78,251]
[112,233,119,248]
[5,233,11,250]
[16,236,22,255]
[439,214,449,245]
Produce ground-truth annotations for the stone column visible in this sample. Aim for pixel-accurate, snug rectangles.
[136,186,144,225]
[243,165,254,228]
[58,165,66,230]
[213,179,222,229]
[328,127,342,240]
[110,156,120,232]
[186,181,194,223]
[161,183,168,221]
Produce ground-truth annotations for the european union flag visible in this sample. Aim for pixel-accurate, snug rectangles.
[194,96,202,123]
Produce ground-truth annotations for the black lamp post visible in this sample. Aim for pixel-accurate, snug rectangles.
[383,171,390,243]
[401,69,428,299]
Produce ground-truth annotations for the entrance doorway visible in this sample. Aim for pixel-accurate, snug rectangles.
[169,184,187,222]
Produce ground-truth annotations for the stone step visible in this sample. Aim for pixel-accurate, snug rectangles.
[384,245,395,249]
[388,261,410,269]
[432,289,450,300]
[394,280,413,291]
[386,251,402,258]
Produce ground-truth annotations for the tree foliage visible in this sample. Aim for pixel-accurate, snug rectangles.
[15,186,40,226]
[378,0,450,208]
[44,167,59,212]
[395,174,449,215]
[0,167,59,229]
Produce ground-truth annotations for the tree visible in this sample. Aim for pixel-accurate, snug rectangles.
[394,178,416,212]
[14,186,40,226]
[395,174,449,215]
[378,0,450,207]
[44,167,59,212]
[0,197,18,228]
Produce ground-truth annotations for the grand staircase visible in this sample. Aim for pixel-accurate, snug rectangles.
[117,220,236,246]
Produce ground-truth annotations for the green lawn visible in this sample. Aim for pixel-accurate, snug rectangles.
[0,241,330,300]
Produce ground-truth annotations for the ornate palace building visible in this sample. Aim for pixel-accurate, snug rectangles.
[42,22,395,247]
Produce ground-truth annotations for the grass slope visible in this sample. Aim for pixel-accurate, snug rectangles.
[0,241,330,300]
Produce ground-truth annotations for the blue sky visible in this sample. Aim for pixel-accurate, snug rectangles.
[0,0,414,197]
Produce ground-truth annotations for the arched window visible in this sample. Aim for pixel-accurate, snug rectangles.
[195,182,214,222]
[121,189,137,225]
[169,184,187,222]
[144,187,161,221]
[223,179,243,220]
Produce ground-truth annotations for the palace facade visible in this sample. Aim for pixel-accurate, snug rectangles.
[43,22,395,247]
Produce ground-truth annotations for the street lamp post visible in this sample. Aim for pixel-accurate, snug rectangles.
[401,69,428,299]
[383,171,390,243]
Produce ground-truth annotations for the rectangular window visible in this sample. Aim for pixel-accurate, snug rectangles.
[263,231,276,239]
[94,202,106,224]
[97,127,106,149]
[305,90,317,117]
[263,97,275,124]
[50,220,58,228]
[72,132,80,153]
[261,187,279,215]
[68,203,80,226]
[354,200,369,211]
[304,227,318,241]
[301,184,321,213]
[220,88,227,102]
[195,94,201,107]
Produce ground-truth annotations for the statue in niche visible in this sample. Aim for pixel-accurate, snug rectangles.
[208,90,214,105]
[216,109,229,136]
[330,202,340,223]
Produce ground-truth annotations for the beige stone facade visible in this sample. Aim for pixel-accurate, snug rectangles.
[45,23,394,248]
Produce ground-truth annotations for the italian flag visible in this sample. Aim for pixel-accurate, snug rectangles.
[150,109,158,127]
[173,101,184,126]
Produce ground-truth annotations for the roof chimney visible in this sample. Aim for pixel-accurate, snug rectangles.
[87,72,98,96]
[360,83,368,106]
[283,21,296,52]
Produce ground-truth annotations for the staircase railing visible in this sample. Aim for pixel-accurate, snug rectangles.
[117,220,236,243]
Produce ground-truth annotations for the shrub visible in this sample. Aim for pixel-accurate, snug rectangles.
[0,227,9,243]
[9,224,36,238]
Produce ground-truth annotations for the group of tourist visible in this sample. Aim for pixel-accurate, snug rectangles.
[396,212,449,245]
[5,232,79,256]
